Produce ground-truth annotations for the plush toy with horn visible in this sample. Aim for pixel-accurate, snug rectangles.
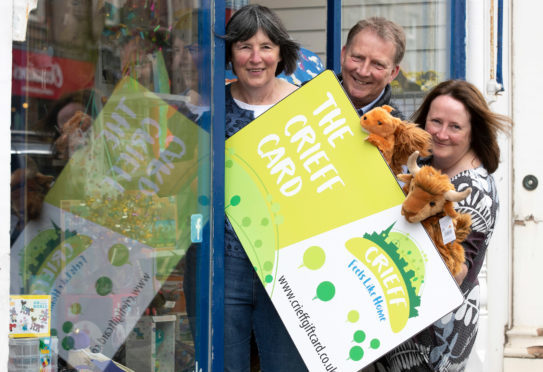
[397,151,473,276]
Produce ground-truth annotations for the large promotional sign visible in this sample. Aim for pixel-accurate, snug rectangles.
[225,70,463,371]
[11,76,209,362]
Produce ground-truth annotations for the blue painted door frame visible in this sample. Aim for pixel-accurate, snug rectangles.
[211,1,226,371]
[450,0,467,79]
[327,0,342,74]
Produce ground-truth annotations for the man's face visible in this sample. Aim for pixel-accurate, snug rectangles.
[340,29,400,109]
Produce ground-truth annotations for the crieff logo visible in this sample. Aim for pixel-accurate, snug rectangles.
[345,223,425,333]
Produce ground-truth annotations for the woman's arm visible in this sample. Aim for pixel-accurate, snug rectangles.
[459,230,486,286]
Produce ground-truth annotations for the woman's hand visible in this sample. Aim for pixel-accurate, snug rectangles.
[454,263,468,285]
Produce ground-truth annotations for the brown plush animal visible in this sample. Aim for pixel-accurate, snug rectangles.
[360,105,432,174]
[53,110,92,160]
[397,151,472,276]
[11,164,54,221]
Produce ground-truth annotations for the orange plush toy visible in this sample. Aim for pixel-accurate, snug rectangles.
[360,105,432,174]
[397,152,472,276]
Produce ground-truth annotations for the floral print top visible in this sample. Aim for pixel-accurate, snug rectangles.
[377,165,498,372]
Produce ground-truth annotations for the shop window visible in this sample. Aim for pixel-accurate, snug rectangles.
[10,1,212,371]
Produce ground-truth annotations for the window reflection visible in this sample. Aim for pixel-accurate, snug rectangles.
[10,1,210,371]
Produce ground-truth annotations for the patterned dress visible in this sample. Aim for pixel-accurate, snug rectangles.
[375,165,499,372]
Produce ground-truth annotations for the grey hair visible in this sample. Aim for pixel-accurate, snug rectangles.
[345,17,406,65]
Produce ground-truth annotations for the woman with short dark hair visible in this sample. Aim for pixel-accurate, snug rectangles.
[222,5,307,372]
[224,5,300,78]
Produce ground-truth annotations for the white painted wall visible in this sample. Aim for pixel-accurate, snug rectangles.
[253,0,327,61]
[465,1,513,372]
[1,1,13,370]
[503,0,543,368]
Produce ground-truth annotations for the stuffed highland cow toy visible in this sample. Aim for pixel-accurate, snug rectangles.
[360,105,432,174]
[397,152,472,276]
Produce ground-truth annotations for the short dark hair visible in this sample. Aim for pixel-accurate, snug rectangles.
[345,17,406,66]
[412,80,512,174]
[224,4,300,76]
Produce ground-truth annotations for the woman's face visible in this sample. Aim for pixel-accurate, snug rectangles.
[172,37,199,93]
[425,95,472,167]
[231,29,281,90]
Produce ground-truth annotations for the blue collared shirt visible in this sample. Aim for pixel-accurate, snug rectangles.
[357,88,386,116]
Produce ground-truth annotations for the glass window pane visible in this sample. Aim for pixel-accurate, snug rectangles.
[10,1,212,371]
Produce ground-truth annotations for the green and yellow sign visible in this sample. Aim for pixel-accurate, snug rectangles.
[225,71,463,371]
